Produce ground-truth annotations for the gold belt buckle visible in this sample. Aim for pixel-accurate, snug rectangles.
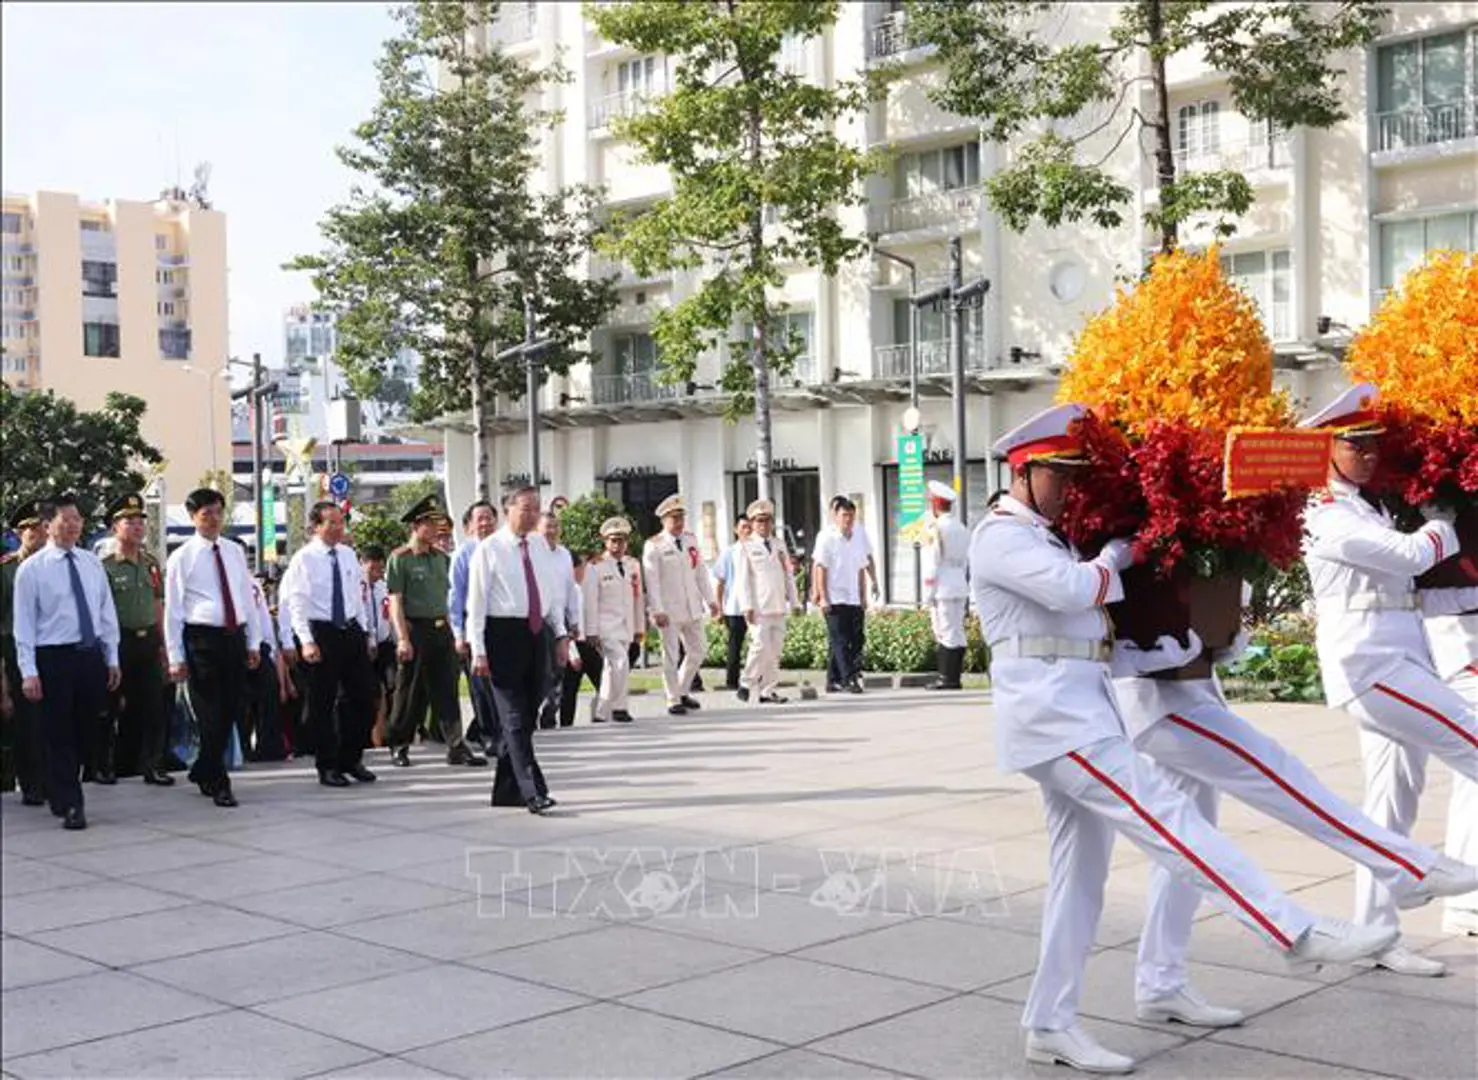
[434,617,447,629]
[134,628,150,639]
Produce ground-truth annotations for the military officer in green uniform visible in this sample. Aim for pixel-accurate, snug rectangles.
[384,494,488,769]
[100,493,173,786]
[2,502,49,803]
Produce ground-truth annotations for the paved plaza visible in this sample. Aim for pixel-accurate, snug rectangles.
[2,688,1474,1079]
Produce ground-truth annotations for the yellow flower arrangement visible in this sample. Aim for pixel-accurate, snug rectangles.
[1058,247,1294,434]
[1348,250,1478,426]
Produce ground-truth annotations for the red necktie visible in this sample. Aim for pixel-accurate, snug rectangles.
[520,537,543,635]
[213,542,239,628]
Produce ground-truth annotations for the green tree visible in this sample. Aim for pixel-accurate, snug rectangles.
[907,0,1384,252]
[348,474,443,555]
[586,1,888,500]
[0,385,163,523]
[288,1,616,498]
[557,491,644,560]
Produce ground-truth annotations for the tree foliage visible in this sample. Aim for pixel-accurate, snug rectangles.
[587,0,888,497]
[0,385,163,523]
[908,0,1384,251]
[556,491,644,560]
[288,1,616,452]
[348,473,444,555]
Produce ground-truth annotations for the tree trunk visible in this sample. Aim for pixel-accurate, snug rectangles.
[746,98,774,503]
[1146,0,1177,254]
[469,342,490,501]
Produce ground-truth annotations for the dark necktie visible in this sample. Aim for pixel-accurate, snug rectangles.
[675,535,683,552]
[520,537,543,635]
[617,560,625,578]
[764,538,773,554]
[64,551,98,649]
[213,542,239,628]
[329,547,346,628]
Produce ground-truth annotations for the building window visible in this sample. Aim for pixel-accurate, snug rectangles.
[1378,211,1477,292]
[159,326,192,360]
[81,260,118,298]
[6,255,26,272]
[894,141,981,200]
[83,321,121,358]
[1177,100,1222,160]
[158,301,176,316]
[740,311,816,382]
[1220,249,1293,341]
[155,234,168,251]
[890,298,983,373]
[79,219,109,232]
[1,213,20,234]
[1375,28,1477,150]
[613,55,660,99]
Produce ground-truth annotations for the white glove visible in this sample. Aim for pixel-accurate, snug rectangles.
[1110,631,1204,678]
[1212,629,1251,666]
[1420,503,1457,525]
[1097,538,1137,573]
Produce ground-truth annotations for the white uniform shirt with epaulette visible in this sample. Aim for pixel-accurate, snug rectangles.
[736,536,796,617]
[643,530,714,623]
[1303,476,1459,706]
[581,553,645,641]
[922,511,970,602]
[968,495,1127,773]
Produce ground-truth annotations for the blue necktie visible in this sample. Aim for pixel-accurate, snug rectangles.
[65,551,98,649]
[329,547,346,628]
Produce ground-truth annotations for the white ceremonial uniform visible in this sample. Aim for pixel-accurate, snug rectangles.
[1118,660,1441,1002]
[736,535,797,698]
[643,528,714,705]
[1423,587,1478,928]
[581,553,644,720]
[923,509,970,648]
[1303,480,1478,934]
[971,496,1318,1032]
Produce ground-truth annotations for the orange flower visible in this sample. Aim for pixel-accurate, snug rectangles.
[1058,248,1294,435]
[1348,251,1478,426]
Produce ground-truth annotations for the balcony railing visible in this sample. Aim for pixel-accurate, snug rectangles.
[868,185,983,236]
[1375,100,1477,152]
[589,254,670,287]
[590,370,681,406]
[1173,136,1292,175]
[588,89,659,130]
[767,354,817,387]
[491,1,537,45]
[867,12,914,59]
[874,338,987,378]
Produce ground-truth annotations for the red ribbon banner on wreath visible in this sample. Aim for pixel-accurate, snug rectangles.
[1223,428,1333,499]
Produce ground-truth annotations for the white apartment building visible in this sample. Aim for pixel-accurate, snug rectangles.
[434,1,1478,601]
[1,189,230,500]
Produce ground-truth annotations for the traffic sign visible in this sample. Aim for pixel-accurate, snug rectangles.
[896,433,928,543]
[328,472,351,499]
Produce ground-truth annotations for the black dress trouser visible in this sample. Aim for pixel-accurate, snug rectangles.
[112,627,166,775]
[386,618,464,750]
[304,621,375,774]
[558,639,605,727]
[184,624,248,793]
[36,644,107,815]
[3,634,46,799]
[484,617,548,805]
[723,615,748,690]
[825,604,865,688]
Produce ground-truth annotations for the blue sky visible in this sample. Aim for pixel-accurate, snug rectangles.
[1,1,397,367]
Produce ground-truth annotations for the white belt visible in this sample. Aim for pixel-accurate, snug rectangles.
[991,636,1113,663]
[1331,592,1418,613]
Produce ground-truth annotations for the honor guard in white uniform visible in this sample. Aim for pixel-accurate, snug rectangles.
[735,499,797,704]
[1300,384,1478,974]
[581,517,644,724]
[1115,594,1476,1023]
[971,403,1394,1074]
[644,495,717,716]
[1422,584,1478,937]
[923,479,970,690]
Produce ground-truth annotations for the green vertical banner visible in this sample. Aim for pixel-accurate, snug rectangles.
[262,477,278,563]
[896,433,928,544]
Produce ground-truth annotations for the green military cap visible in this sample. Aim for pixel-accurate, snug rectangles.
[8,500,44,530]
[401,492,450,525]
[106,492,146,521]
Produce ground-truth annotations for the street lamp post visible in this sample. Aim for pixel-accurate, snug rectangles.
[496,293,555,496]
[871,243,923,605]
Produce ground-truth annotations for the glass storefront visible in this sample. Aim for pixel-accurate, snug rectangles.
[878,458,1008,605]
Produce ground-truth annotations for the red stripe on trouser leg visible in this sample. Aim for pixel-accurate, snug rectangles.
[1067,750,1294,950]
[1374,683,1478,750]
[1167,714,1426,881]
[1466,664,1478,676]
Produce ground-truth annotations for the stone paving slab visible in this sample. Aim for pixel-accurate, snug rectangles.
[3,690,1473,1078]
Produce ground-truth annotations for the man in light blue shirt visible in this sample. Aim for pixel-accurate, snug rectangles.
[13,495,121,830]
[710,515,752,691]
[450,500,499,749]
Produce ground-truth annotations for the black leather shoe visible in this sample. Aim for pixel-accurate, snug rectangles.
[392,747,412,767]
[94,770,118,786]
[736,687,750,702]
[21,791,46,807]
[448,746,489,767]
[142,769,176,786]
[346,764,377,783]
[213,787,238,808]
[826,683,843,693]
[81,767,96,783]
[680,696,701,710]
[62,806,87,830]
[318,770,351,788]
[847,682,864,694]
[613,710,634,723]
[196,780,217,798]
[526,795,555,815]
[759,693,789,704]
[667,704,688,716]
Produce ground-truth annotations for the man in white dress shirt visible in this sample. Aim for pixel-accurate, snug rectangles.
[280,501,378,788]
[812,496,873,694]
[1300,384,1478,974]
[644,495,717,716]
[468,486,565,813]
[971,404,1394,1073]
[13,495,121,830]
[165,487,261,808]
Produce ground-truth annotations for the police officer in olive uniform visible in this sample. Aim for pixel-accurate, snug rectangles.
[385,494,488,768]
[100,493,173,785]
[2,502,49,803]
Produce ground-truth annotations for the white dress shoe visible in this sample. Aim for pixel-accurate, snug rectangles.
[1025,1025,1135,1074]
[1442,906,1478,937]
[1353,944,1448,978]
[1396,857,1478,911]
[1287,919,1398,967]
[1136,986,1245,1028]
